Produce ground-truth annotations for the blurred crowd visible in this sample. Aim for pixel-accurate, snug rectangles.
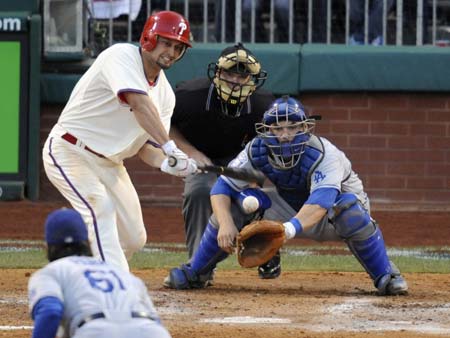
[87,0,450,52]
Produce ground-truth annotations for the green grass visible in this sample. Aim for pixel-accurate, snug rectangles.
[0,244,449,273]
[0,250,47,269]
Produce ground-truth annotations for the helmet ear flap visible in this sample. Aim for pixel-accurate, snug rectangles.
[141,32,158,52]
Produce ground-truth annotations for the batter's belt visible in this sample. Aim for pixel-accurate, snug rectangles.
[61,133,105,158]
[77,311,156,328]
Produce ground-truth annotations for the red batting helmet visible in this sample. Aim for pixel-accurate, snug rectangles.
[140,10,192,54]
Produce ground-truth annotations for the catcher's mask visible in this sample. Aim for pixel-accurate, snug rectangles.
[140,10,192,61]
[256,96,315,169]
[207,42,267,117]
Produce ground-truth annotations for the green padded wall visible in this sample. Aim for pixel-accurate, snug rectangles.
[300,44,450,91]
[41,43,450,104]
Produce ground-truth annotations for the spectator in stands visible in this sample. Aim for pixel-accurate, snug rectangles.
[215,0,328,43]
[402,0,431,45]
[349,0,395,45]
[301,0,328,43]
[132,0,166,41]
[90,0,142,21]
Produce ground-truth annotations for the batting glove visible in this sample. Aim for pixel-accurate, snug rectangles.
[160,141,197,177]
[161,156,197,177]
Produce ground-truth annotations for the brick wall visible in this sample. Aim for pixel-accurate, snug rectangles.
[40,92,450,207]
[302,93,450,207]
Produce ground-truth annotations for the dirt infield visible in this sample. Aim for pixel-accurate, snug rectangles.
[1,201,450,337]
[1,269,450,338]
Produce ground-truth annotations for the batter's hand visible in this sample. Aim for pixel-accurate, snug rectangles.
[160,141,197,177]
[160,154,197,177]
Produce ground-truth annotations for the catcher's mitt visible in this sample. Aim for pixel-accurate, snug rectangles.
[236,220,285,268]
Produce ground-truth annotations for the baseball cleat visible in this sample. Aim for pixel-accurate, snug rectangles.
[376,273,408,296]
[203,269,215,287]
[386,274,408,295]
[258,251,281,279]
[163,264,212,290]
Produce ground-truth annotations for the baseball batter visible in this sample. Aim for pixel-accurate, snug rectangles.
[165,96,408,296]
[42,11,197,271]
[28,208,171,338]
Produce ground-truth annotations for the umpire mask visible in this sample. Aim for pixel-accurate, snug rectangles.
[207,43,267,117]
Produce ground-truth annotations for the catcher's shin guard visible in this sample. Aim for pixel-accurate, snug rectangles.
[332,194,407,295]
[164,222,227,289]
[347,226,407,295]
[347,225,391,283]
[190,222,228,274]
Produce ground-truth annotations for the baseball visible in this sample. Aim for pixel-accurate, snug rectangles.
[242,195,260,213]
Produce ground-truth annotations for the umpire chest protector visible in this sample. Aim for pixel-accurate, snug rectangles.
[249,135,325,210]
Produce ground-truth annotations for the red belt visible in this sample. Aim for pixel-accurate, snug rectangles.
[61,133,105,158]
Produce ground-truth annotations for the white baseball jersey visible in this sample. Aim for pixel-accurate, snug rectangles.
[28,256,171,338]
[43,43,176,271]
[54,43,175,164]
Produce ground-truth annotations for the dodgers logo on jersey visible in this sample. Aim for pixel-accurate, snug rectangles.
[313,170,326,184]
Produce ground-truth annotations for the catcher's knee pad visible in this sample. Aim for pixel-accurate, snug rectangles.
[331,193,373,239]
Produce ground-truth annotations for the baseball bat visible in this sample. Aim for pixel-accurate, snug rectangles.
[167,155,265,185]
[198,165,266,186]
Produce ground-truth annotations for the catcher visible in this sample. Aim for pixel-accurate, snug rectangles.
[164,96,408,296]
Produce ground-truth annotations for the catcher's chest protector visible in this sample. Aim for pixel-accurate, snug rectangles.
[250,136,325,209]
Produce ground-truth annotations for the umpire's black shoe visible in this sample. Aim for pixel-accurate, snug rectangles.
[258,251,281,279]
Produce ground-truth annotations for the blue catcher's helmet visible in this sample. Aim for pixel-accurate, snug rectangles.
[255,96,315,169]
